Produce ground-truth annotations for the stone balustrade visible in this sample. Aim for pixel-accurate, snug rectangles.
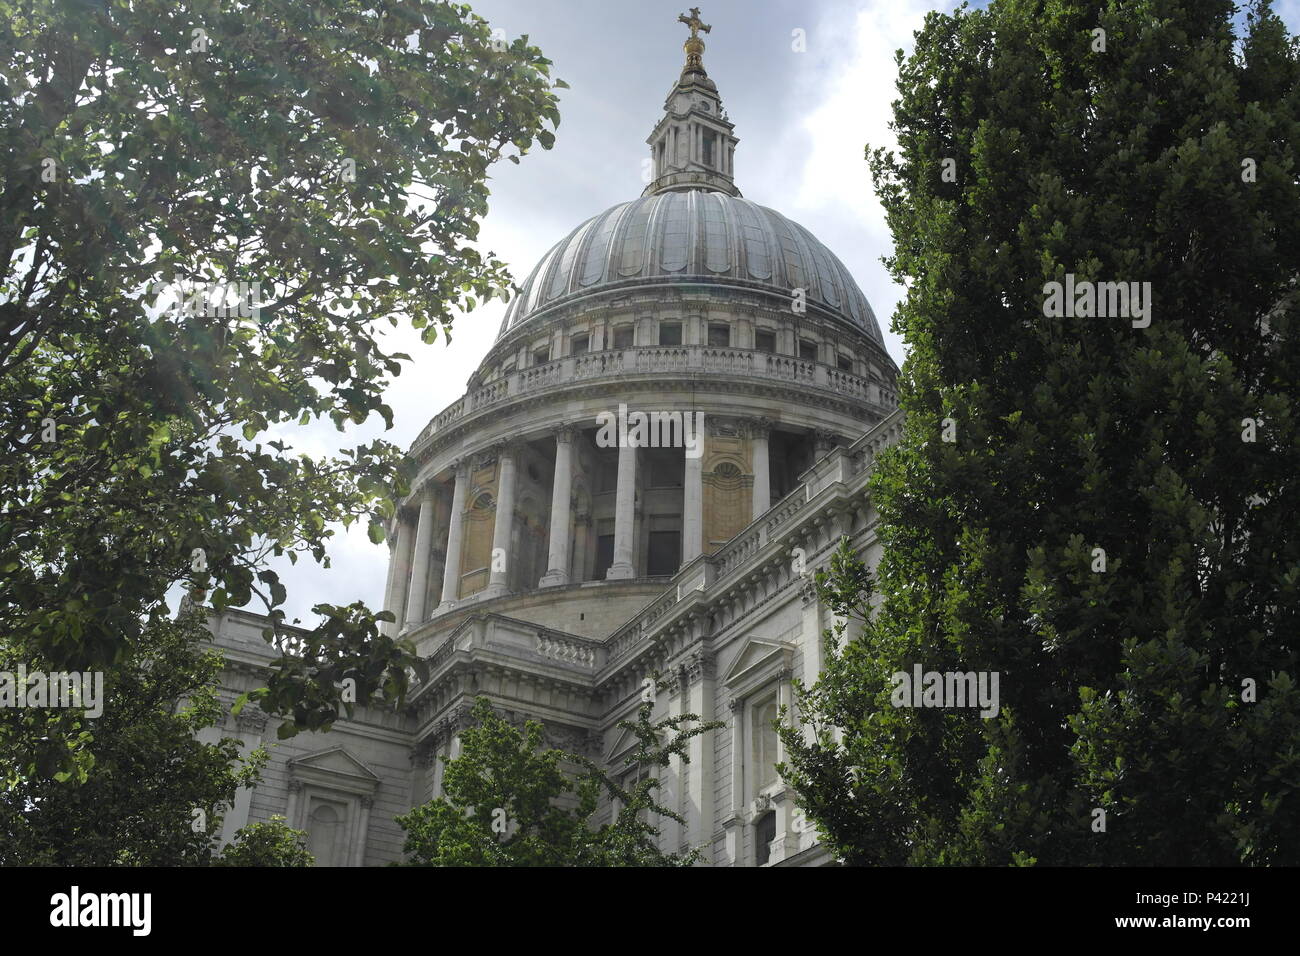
[412,345,878,449]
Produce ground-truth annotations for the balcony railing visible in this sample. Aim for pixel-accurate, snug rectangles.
[412,345,881,449]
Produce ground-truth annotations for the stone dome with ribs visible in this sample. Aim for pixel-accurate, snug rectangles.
[497,191,882,343]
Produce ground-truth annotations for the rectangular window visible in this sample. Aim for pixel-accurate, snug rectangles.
[837,354,853,372]
[703,131,716,168]
[755,330,777,354]
[533,346,550,365]
[613,325,634,348]
[658,322,682,346]
[755,811,777,866]
[571,334,590,356]
[595,534,615,579]
[647,530,680,576]
[707,323,730,347]
[799,339,818,363]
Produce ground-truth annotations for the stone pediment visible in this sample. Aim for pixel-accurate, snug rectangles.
[288,747,381,795]
[722,637,795,690]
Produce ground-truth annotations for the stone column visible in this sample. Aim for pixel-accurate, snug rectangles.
[439,460,469,607]
[606,441,637,579]
[403,486,437,627]
[540,426,575,587]
[382,510,416,636]
[750,418,771,520]
[485,441,519,597]
[682,445,703,565]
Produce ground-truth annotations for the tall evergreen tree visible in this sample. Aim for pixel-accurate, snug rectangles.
[781,0,1300,865]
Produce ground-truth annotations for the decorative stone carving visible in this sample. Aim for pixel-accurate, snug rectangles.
[686,651,715,684]
[412,738,439,768]
[235,709,269,734]
[705,416,743,438]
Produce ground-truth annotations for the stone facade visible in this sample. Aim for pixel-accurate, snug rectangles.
[203,16,903,866]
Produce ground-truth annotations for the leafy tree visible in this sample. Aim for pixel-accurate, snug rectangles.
[397,696,721,866]
[218,816,314,867]
[0,0,564,780]
[781,0,1300,865]
[0,612,280,864]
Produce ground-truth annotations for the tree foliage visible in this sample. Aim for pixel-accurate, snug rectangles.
[397,696,721,866]
[0,611,300,864]
[781,0,1300,865]
[218,816,314,867]
[0,0,563,790]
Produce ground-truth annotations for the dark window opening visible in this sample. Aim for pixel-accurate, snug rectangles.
[571,334,590,356]
[708,323,730,347]
[703,131,716,168]
[755,811,777,866]
[659,322,682,346]
[613,325,634,348]
[755,330,776,354]
[533,347,550,365]
[799,339,818,363]
[595,534,615,579]
[647,530,680,576]
[769,430,813,501]
[837,354,853,372]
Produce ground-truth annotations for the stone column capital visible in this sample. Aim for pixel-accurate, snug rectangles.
[492,437,526,460]
[686,650,715,685]
[553,423,577,444]
[742,417,774,439]
[813,428,839,451]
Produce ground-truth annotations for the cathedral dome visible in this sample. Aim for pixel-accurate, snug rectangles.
[497,191,883,343]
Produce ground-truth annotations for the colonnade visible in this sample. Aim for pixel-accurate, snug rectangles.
[381,417,821,635]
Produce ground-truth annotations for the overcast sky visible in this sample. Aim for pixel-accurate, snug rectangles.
[199,0,1300,628]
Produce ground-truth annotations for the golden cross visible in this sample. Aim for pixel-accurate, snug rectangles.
[678,7,711,39]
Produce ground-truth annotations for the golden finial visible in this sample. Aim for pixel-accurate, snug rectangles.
[678,7,711,73]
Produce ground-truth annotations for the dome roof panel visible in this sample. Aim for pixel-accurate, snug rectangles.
[658,191,691,273]
[703,193,732,274]
[497,191,883,343]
